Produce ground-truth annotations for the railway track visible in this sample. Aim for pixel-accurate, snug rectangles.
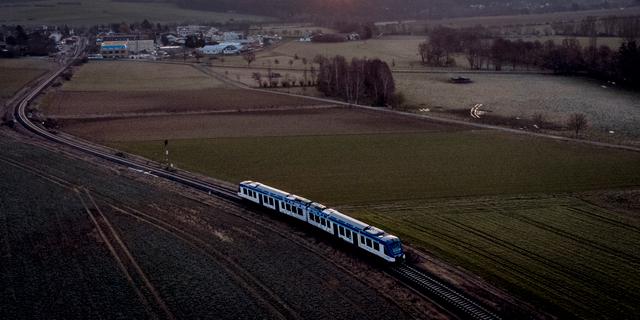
[389,265,501,320]
[12,39,502,320]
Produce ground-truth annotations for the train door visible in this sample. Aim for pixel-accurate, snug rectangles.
[332,223,338,236]
[353,233,358,247]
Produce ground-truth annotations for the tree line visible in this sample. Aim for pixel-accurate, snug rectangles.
[419,26,640,88]
[315,55,396,106]
[1,25,59,57]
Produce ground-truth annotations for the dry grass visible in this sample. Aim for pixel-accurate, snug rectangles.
[396,72,640,138]
[62,61,228,91]
[225,37,426,69]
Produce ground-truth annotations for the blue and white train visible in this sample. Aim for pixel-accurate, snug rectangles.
[238,181,405,262]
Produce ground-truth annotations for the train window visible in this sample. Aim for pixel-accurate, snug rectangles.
[270,198,274,205]
[345,230,351,238]
[297,208,303,215]
[366,238,372,247]
[320,218,325,226]
[339,226,344,236]
[286,204,291,211]
[361,236,365,243]
[373,242,380,251]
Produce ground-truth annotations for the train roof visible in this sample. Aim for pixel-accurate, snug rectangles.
[286,194,312,204]
[243,181,289,197]
[324,208,385,236]
[241,181,398,243]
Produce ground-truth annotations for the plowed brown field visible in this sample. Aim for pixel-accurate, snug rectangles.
[60,107,464,141]
[43,89,324,117]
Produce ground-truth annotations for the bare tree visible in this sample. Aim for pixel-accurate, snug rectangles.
[243,52,256,67]
[252,72,262,87]
[567,113,588,137]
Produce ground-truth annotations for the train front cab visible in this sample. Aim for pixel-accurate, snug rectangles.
[384,238,405,263]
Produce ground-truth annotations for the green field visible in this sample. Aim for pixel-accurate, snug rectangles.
[61,61,227,91]
[111,131,640,204]
[0,0,271,26]
[111,131,640,319]
[0,58,52,100]
[344,195,640,319]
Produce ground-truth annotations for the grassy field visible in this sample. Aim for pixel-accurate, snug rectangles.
[62,61,227,91]
[417,6,640,29]
[215,37,427,69]
[343,195,640,319]
[0,58,53,101]
[0,0,271,26]
[396,72,640,138]
[110,131,640,204]
[40,61,324,117]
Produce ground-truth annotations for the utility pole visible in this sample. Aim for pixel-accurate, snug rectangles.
[163,139,173,170]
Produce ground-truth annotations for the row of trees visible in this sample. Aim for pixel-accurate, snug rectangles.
[1,25,58,57]
[315,55,395,106]
[419,26,640,88]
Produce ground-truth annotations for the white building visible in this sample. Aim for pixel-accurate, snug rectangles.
[198,42,244,55]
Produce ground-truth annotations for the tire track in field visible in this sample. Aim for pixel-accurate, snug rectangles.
[440,219,640,309]
[0,156,170,320]
[566,206,640,233]
[501,212,640,265]
[186,195,426,319]
[75,190,160,320]
[0,154,416,319]
[82,189,176,320]
[104,202,298,320]
[399,220,601,318]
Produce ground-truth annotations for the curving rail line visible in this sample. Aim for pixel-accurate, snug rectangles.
[13,41,501,320]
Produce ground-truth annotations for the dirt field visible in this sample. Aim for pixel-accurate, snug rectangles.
[43,88,324,117]
[396,72,640,138]
[59,107,463,141]
[0,58,53,102]
[0,133,425,319]
[0,0,270,26]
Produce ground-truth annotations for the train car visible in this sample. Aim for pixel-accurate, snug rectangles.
[237,180,405,262]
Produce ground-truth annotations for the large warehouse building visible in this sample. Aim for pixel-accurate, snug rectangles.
[100,41,128,59]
